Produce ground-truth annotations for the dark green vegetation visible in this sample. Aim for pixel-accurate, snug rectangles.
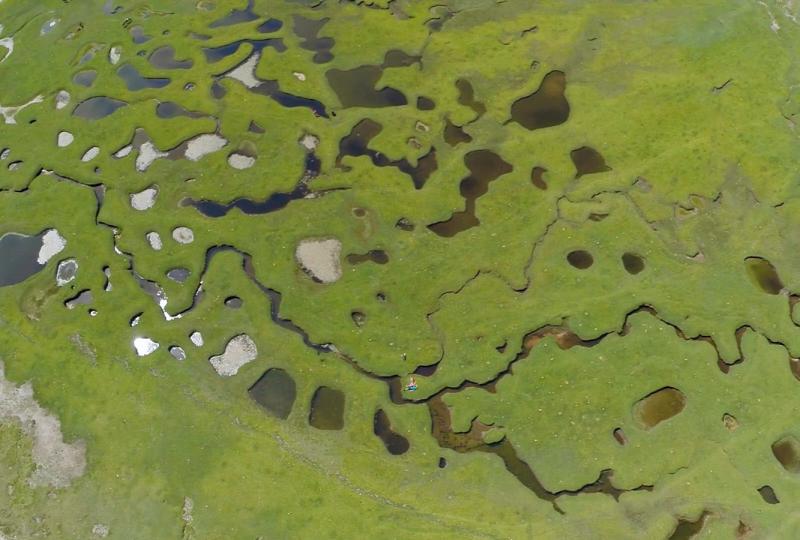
[1,0,800,538]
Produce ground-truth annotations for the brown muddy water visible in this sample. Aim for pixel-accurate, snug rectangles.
[622,252,645,274]
[772,436,800,473]
[633,387,686,429]
[571,146,611,178]
[308,386,345,430]
[428,150,512,237]
[510,71,569,130]
[374,409,410,455]
[567,250,593,269]
[745,257,783,294]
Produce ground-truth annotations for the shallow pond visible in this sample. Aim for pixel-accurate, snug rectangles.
[633,387,685,429]
[248,368,297,419]
[373,409,409,455]
[0,232,47,287]
[428,150,512,237]
[293,15,334,63]
[326,65,407,108]
[745,257,783,294]
[772,436,800,473]
[117,64,170,91]
[73,96,127,119]
[510,71,569,130]
[336,119,437,189]
[571,146,611,178]
[308,386,345,430]
[149,46,193,70]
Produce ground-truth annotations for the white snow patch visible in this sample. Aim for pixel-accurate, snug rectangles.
[56,259,78,286]
[114,144,132,158]
[172,227,194,244]
[136,141,167,172]
[130,186,158,210]
[296,238,342,283]
[299,133,319,151]
[81,146,100,162]
[190,331,204,347]
[0,36,13,63]
[0,95,44,124]
[145,231,163,250]
[0,361,86,488]
[109,46,121,65]
[57,131,74,148]
[209,334,258,376]
[184,134,227,161]
[760,0,782,31]
[133,337,159,356]
[41,19,58,35]
[37,229,66,265]
[224,52,261,89]
[55,90,71,110]
[227,153,255,169]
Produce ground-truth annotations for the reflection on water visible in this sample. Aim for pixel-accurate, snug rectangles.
[0,232,46,287]
[73,96,127,119]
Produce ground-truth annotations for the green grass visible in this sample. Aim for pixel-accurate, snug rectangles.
[1,0,800,538]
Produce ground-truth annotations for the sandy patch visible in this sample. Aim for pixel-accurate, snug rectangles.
[296,238,342,283]
[38,229,66,265]
[0,361,86,487]
[209,334,257,376]
[130,186,158,210]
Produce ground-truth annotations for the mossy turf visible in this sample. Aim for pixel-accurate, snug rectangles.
[2,0,800,538]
